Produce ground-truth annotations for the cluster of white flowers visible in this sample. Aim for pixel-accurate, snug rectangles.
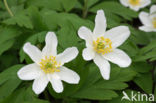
[17,0,155,95]
[120,0,156,32]
[18,10,131,94]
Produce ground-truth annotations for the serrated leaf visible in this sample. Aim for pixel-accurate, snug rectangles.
[3,14,33,29]
[71,64,136,100]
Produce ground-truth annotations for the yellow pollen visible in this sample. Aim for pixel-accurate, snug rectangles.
[39,56,61,74]
[129,0,140,6]
[152,17,156,29]
[93,37,113,55]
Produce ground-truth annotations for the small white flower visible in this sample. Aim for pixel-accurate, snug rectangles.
[78,10,131,80]
[17,32,80,94]
[139,5,156,32]
[120,0,151,11]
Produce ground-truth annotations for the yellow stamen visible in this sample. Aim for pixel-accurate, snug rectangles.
[152,17,156,29]
[93,37,113,55]
[129,0,140,6]
[39,56,61,74]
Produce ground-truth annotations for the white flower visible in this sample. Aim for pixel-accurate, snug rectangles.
[17,32,80,94]
[139,5,156,32]
[120,0,151,11]
[78,10,131,80]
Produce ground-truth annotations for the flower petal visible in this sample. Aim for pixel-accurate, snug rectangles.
[140,0,151,8]
[93,54,110,80]
[139,12,151,26]
[56,47,79,65]
[150,5,156,14]
[48,74,63,93]
[78,26,93,47]
[129,5,140,11]
[42,32,58,57]
[57,66,80,84]
[120,0,129,7]
[82,47,95,61]
[23,43,42,64]
[93,10,106,38]
[103,49,131,68]
[104,26,130,48]
[32,73,49,95]
[139,26,156,32]
[17,63,42,80]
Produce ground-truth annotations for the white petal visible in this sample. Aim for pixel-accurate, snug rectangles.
[120,0,129,7]
[139,12,151,26]
[93,10,106,38]
[17,63,42,80]
[82,47,95,61]
[129,5,140,11]
[48,74,63,93]
[139,26,156,32]
[78,26,93,47]
[56,66,80,84]
[56,47,79,65]
[103,49,131,67]
[93,54,110,80]
[140,0,151,8]
[104,26,130,48]
[32,74,49,95]
[23,43,42,64]
[42,32,58,57]
[150,5,156,14]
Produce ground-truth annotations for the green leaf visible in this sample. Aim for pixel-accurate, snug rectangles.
[130,62,152,73]
[27,0,63,11]
[3,14,33,29]
[1,86,49,103]
[0,39,15,55]
[61,0,77,12]
[71,64,136,100]
[0,27,21,55]
[133,40,156,61]
[0,27,21,45]
[26,6,48,31]
[129,27,150,45]
[134,73,153,94]
[0,65,23,102]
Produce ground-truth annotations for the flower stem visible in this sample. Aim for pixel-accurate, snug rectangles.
[3,0,14,17]
[82,0,88,18]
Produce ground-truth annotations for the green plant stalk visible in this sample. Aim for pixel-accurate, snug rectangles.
[3,0,14,17]
[82,0,88,18]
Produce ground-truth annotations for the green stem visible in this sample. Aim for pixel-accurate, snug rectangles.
[82,0,88,18]
[3,0,14,17]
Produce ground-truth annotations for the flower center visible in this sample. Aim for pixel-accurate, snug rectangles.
[129,0,140,6]
[152,17,156,29]
[39,56,61,73]
[93,37,113,54]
